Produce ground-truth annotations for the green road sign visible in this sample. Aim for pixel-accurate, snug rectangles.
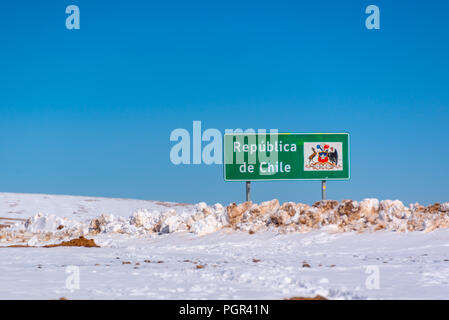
[224,133,350,181]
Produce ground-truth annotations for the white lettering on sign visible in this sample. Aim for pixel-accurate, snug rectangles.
[233,141,297,155]
[260,162,291,173]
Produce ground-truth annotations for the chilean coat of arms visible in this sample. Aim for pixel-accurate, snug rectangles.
[304,142,343,171]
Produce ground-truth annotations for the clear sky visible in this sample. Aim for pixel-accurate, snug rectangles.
[1,1,448,205]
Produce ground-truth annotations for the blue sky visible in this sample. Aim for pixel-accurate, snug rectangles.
[0,0,448,205]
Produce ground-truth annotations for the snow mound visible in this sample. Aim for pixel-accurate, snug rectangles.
[86,202,227,236]
[2,199,449,245]
[24,213,86,234]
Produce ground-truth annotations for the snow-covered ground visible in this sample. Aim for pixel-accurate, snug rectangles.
[1,193,449,300]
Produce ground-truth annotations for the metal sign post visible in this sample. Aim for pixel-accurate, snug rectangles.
[321,180,326,200]
[246,181,251,202]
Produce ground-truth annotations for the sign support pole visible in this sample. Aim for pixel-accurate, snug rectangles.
[321,180,326,200]
[246,181,251,202]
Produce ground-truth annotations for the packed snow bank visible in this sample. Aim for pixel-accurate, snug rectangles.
[227,199,449,234]
[24,212,87,234]
[86,202,228,236]
[2,197,449,245]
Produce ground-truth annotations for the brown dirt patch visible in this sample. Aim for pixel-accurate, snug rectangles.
[313,200,339,211]
[426,203,441,213]
[154,201,191,207]
[0,217,26,230]
[43,236,99,248]
[286,295,327,300]
[302,263,311,268]
[0,217,26,221]
[1,244,31,248]
[196,264,205,269]
[252,259,261,263]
